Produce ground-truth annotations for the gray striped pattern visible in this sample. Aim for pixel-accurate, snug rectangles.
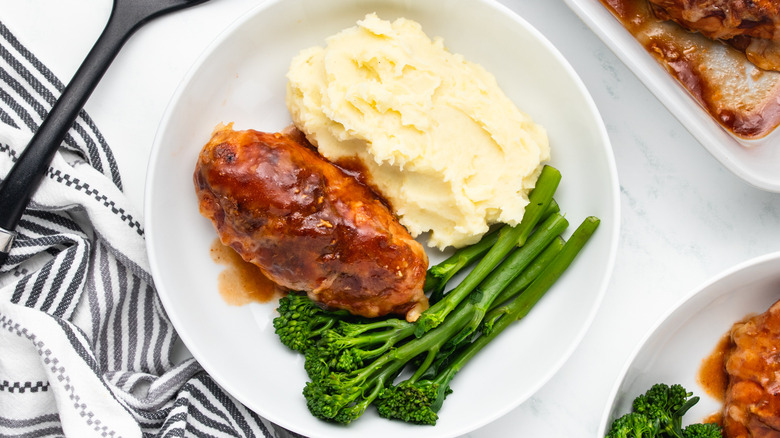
[0,21,121,188]
[0,413,64,437]
[0,19,298,438]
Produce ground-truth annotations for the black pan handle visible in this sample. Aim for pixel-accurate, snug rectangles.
[0,0,209,267]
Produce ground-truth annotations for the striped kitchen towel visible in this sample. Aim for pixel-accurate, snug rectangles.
[0,20,300,438]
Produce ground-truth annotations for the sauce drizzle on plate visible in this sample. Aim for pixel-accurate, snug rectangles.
[697,332,730,426]
[209,238,282,305]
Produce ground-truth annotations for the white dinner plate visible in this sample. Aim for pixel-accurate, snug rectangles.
[564,0,780,193]
[599,251,780,435]
[145,0,619,437]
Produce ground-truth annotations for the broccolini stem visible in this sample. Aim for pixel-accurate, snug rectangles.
[425,217,599,415]
[408,347,440,383]
[489,236,565,310]
[358,323,418,358]
[414,165,561,337]
[343,303,478,415]
[425,228,500,303]
[329,322,416,356]
[545,198,560,219]
[508,165,561,247]
[448,212,570,348]
[474,213,569,308]
[484,216,600,336]
[425,197,562,304]
[338,318,412,337]
[394,298,476,375]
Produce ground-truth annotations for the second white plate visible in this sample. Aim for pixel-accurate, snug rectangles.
[599,251,780,434]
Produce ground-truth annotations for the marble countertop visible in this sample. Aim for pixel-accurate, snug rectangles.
[3,0,779,436]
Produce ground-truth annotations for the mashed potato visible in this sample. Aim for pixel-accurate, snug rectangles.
[286,13,549,249]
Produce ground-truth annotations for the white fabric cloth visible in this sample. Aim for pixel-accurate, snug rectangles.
[0,20,297,438]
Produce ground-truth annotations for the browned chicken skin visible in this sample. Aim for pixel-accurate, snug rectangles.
[648,0,780,41]
[648,0,780,70]
[194,124,429,322]
[723,299,780,437]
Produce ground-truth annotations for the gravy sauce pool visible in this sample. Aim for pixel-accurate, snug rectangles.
[210,238,282,305]
[697,332,730,426]
[696,312,767,429]
[598,0,780,139]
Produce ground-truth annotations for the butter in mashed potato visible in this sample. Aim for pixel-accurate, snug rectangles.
[286,13,550,249]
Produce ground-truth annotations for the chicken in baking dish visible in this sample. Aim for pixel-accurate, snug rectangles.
[648,0,780,70]
[193,124,429,322]
[648,0,780,41]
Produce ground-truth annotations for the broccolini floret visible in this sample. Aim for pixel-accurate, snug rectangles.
[272,293,348,353]
[307,318,415,374]
[633,383,699,438]
[605,412,660,438]
[682,423,722,438]
[302,300,475,424]
[605,383,722,438]
[376,379,445,425]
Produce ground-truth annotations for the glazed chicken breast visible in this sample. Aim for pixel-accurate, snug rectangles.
[194,124,429,322]
[722,299,780,437]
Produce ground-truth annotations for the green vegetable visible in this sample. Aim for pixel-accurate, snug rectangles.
[272,164,601,426]
[447,212,570,349]
[376,216,598,425]
[307,319,416,375]
[424,198,561,305]
[424,228,499,304]
[605,383,722,438]
[272,293,350,353]
[606,412,660,438]
[681,423,723,438]
[302,299,476,424]
[487,235,564,310]
[481,216,600,336]
[414,165,561,337]
[633,383,698,437]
